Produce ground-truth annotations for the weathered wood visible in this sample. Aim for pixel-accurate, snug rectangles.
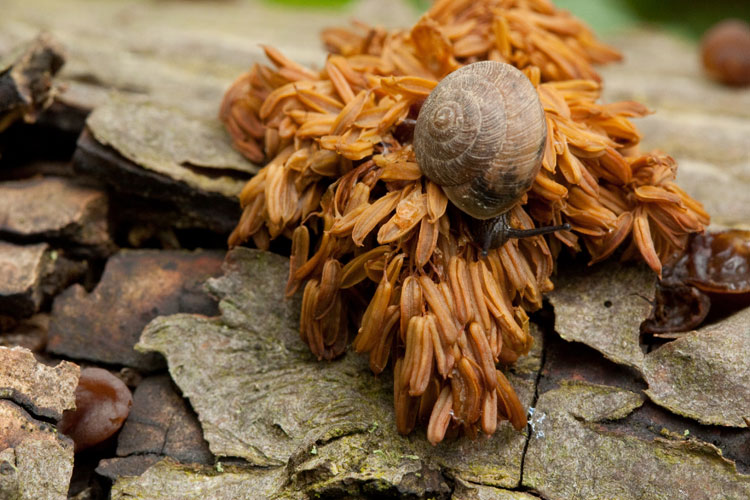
[0,33,64,132]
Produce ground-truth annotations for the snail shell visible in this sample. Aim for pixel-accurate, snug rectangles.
[414,61,547,220]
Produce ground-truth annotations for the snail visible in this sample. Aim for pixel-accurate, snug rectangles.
[414,60,569,254]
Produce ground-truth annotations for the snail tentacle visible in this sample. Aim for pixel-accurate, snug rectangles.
[473,215,571,256]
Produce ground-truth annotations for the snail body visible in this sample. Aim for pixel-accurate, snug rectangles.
[414,61,566,253]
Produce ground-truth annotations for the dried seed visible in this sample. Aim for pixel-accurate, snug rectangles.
[330,204,368,237]
[590,211,633,265]
[370,305,399,374]
[426,181,448,223]
[481,389,498,435]
[633,185,682,205]
[299,279,317,345]
[264,127,280,159]
[496,370,526,431]
[468,262,492,332]
[320,292,343,348]
[377,190,427,244]
[230,101,265,139]
[448,257,473,325]
[409,317,434,396]
[353,273,392,352]
[308,321,326,360]
[285,146,311,172]
[326,300,349,360]
[418,377,440,423]
[259,81,312,119]
[263,45,318,80]
[401,315,420,385]
[300,280,324,358]
[247,223,269,249]
[294,231,335,281]
[419,276,459,345]
[286,226,310,296]
[439,281,457,324]
[400,276,423,342]
[296,88,344,114]
[230,193,265,248]
[634,206,662,276]
[364,256,386,283]
[478,260,528,353]
[378,99,411,133]
[427,314,452,377]
[386,253,406,283]
[452,357,482,425]
[297,115,337,138]
[340,246,391,288]
[380,75,438,99]
[456,329,477,366]
[395,358,419,435]
[331,89,370,135]
[468,322,497,390]
[314,259,342,320]
[351,190,401,246]
[488,321,502,360]
[415,218,439,268]
[497,341,520,365]
[379,159,422,182]
[326,56,356,104]
[427,386,453,445]
[341,182,371,214]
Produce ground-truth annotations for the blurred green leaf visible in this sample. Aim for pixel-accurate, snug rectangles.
[624,0,750,38]
[407,0,432,13]
[260,0,750,40]
[554,0,750,39]
[554,0,637,34]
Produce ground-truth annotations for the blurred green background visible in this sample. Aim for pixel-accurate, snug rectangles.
[266,0,750,39]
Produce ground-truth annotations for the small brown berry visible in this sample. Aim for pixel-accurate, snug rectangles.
[700,19,750,86]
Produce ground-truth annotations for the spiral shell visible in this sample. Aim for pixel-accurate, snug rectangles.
[414,61,547,220]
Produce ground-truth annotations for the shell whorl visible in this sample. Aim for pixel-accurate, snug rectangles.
[414,61,547,220]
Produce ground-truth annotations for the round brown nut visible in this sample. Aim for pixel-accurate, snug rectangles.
[700,19,750,86]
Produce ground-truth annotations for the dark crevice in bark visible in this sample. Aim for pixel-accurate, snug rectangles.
[518,306,553,493]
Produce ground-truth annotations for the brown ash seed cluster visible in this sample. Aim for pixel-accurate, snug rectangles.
[219,0,708,444]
